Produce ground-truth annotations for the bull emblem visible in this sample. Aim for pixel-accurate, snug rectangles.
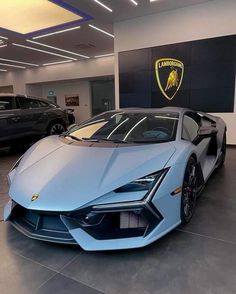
[155,58,184,101]
[165,69,179,91]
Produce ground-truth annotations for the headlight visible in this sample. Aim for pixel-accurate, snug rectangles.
[68,169,168,239]
[114,170,167,194]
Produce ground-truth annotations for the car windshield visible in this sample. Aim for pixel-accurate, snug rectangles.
[67,111,179,143]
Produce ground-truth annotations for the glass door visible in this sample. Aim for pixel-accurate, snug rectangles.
[91,79,115,116]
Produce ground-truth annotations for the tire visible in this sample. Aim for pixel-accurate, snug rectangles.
[47,121,66,135]
[181,157,198,224]
[218,131,226,168]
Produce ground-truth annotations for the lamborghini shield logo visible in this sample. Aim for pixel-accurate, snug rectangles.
[31,194,39,202]
[155,58,184,100]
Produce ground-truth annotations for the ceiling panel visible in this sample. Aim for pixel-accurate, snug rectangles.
[0,0,211,72]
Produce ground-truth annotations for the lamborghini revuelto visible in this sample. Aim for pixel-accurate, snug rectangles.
[4,108,226,251]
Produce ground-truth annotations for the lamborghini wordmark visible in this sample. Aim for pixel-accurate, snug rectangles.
[4,108,226,251]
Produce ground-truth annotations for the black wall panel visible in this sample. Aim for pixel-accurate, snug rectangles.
[119,35,236,112]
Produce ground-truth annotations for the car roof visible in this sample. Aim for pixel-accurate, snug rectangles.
[115,107,192,115]
[0,93,57,105]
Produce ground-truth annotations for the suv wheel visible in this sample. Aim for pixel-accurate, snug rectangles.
[48,122,66,135]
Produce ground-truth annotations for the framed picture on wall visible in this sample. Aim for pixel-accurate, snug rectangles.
[65,95,79,106]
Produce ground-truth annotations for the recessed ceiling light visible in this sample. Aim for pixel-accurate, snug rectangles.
[0,62,26,69]
[130,0,138,5]
[0,45,7,49]
[0,0,82,34]
[12,43,77,61]
[93,0,113,12]
[43,60,73,66]
[27,40,90,59]
[88,24,114,38]
[0,58,38,67]
[95,53,114,58]
[32,26,81,40]
[0,69,7,72]
[0,36,8,40]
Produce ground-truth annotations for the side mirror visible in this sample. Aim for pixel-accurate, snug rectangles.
[193,126,218,145]
[198,126,218,138]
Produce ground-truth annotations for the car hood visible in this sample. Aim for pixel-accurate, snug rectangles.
[9,136,176,211]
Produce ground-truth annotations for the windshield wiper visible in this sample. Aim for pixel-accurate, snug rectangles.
[67,136,128,144]
[81,137,99,142]
[131,139,168,144]
[100,138,128,144]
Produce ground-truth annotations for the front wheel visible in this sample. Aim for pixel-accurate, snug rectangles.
[181,157,198,224]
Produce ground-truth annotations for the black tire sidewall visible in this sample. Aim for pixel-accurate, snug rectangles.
[181,157,198,224]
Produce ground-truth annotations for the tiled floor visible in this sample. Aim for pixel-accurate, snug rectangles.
[0,147,236,294]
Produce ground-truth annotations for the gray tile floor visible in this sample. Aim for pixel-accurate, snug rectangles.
[0,147,236,294]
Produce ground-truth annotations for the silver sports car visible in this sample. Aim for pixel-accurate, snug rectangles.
[4,107,226,251]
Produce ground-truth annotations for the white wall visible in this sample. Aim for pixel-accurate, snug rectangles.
[26,84,43,97]
[41,80,91,123]
[0,56,114,94]
[114,0,236,144]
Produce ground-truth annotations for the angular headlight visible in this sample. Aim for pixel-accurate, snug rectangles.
[69,170,168,239]
[114,170,167,194]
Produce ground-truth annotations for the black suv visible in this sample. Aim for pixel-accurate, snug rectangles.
[0,94,69,146]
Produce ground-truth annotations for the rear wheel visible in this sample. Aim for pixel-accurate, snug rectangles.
[47,121,66,135]
[181,157,198,224]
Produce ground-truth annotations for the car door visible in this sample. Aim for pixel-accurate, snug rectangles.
[0,96,24,142]
[182,112,216,179]
[16,96,45,136]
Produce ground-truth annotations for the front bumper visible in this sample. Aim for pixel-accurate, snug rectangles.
[4,197,164,250]
[4,200,76,244]
[5,163,186,250]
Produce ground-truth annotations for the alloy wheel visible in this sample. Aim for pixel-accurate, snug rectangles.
[50,123,65,135]
[182,158,198,223]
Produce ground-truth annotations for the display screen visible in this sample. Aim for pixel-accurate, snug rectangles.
[119,35,236,112]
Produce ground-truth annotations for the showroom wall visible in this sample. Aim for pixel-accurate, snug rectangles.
[114,0,236,144]
[42,80,91,123]
[0,56,114,122]
[119,35,235,112]
[0,56,114,95]
[26,80,91,123]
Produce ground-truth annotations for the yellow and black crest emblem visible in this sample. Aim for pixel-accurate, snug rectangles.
[31,194,39,202]
[155,58,184,101]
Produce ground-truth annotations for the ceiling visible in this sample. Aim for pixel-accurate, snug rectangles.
[0,0,212,72]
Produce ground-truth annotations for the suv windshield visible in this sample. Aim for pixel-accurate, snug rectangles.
[67,111,179,143]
